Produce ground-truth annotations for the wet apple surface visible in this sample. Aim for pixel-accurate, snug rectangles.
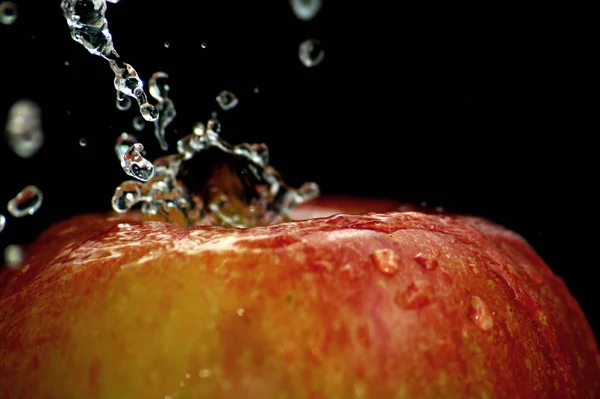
[1,198,598,398]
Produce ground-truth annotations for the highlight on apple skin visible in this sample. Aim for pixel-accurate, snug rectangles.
[0,198,599,398]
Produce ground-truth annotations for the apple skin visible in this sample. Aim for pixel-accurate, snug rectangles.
[0,198,598,398]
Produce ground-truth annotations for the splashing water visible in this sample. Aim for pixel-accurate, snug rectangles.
[148,72,176,150]
[5,99,44,158]
[113,117,319,227]
[114,132,139,159]
[7,186,43,217]
[299,39,324,67]
[289,0,322,22]
[120,143,155,181]
[0,1,17,25]
[216,90,238,111]
[0,214,5,233]
[60,0,158,122]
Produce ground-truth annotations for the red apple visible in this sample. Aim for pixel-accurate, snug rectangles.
[0,197,598,398]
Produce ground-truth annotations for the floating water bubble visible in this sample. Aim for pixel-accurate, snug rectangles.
[289,0,322,21]
[61,0,158,122]
[64,60,70,66]
[201,42,206,49]
[132,116,146,131]
[120,143,155,181]
[254,87,260,94]
[116,93,132,111]
[5,99,44,158]
[0,214,5,233]
[115,132,139,160]
[7,186,43,217]
[216,90,239,111]
[299,39,324,67]
[468,296,494,331]
[148,71,176,150]
[164,41,170,48]
[4,244,24,269]
[0,1,17,25]
[79,138,87,147]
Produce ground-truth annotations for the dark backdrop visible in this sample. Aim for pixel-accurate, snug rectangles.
[1,2,596,338]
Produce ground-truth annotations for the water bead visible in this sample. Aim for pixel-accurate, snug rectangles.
[289,0,321,22]
[0,1,18,25]
[7,186,43,218]
[299,39,324,67]
[5,99,44,158]
[216,90,239,111]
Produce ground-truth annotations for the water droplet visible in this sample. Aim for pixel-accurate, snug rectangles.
[468,296,494,331]
[0,1,17,25]
[120,143,155,181]
[148,71,176,150]
[201,42,207,49]
[164,40,170,48]
[79,138,87,147]
[299,39,324,67]
[289,0,321,21]
[7,186,43,217]
[216,90,238,111]
[370,249,400,276]
[198,369,212,378]
[132,116,146,131]
[4,244,24,269]
[5,99,44,158]
[395,283,433,310]
[414,252,439,271]
[111,180,144,213]
[254,87,260,94]
[236,308,245,316]
[115,132,139,160]
[64,60,70,66]
[0,214,5,233]
[116,93,132,111]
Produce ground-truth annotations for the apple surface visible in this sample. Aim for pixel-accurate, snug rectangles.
[0,198,599,398]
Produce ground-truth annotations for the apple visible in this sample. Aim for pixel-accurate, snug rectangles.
[0,197,598,398]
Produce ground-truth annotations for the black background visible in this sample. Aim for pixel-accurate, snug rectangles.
[1,2,597,339]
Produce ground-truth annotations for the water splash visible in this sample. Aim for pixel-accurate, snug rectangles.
[7,186,43,217]
[0,214,5,233]
[112,117,319,227]
[5,99,44,158]
[148,72,176,150]
[0,1,17,25]
[216,90,238,111]
[299,39,324,67]
[120,143,155,181]
[289,0,321,22]
[60,0,158,122]
[115,132,139,160]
